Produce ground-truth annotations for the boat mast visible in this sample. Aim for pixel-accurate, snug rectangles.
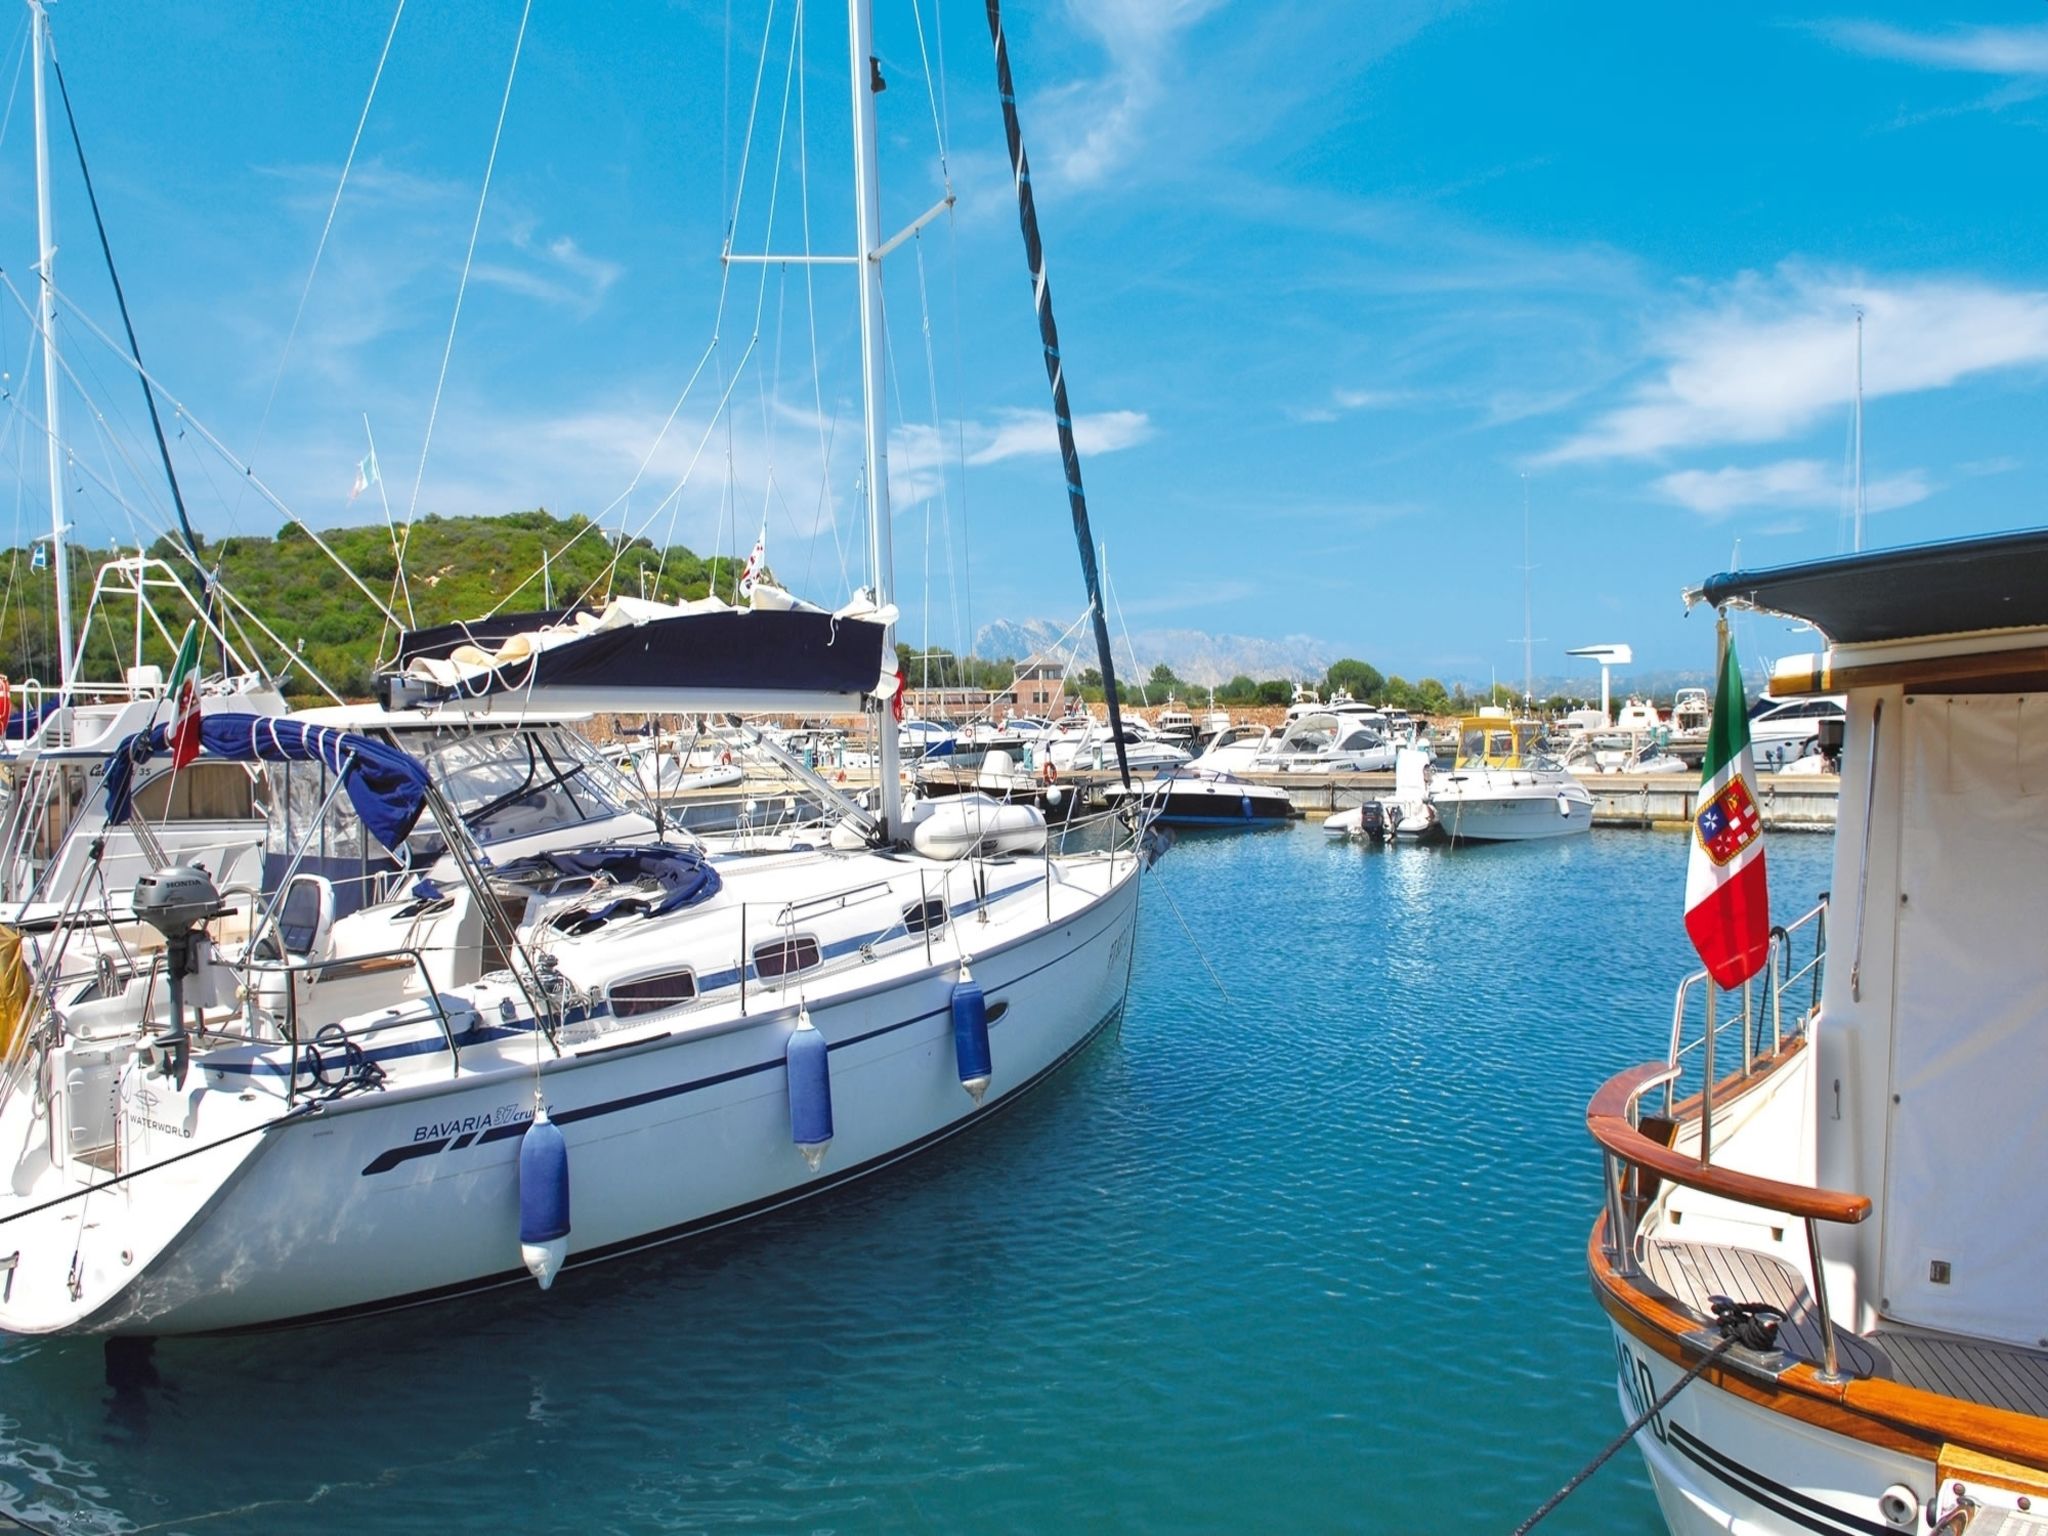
[849,0,901,838]
[30,0,73,691]
[1852,308,1865,554]
[1520,473,1533,708]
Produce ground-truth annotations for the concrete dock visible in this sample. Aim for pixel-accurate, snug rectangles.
[1058,768,1841,831]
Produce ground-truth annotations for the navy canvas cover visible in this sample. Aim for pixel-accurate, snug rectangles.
[105,714,431,853]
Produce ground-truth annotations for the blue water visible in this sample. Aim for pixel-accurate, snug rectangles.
[0,827,1835,1534]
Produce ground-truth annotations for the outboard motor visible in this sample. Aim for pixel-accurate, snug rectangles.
[132,865,221,1089]
[1359,801,1386,843]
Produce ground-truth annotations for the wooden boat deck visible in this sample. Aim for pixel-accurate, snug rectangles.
[1647,1239,2048,1419]
[1642,1239,1890,1379]
[1870,1326,2048,1419]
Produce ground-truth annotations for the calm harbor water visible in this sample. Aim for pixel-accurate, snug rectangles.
[0,826,1834,1535]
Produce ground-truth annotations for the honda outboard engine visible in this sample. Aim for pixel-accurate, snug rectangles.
[1359,801,1386,843]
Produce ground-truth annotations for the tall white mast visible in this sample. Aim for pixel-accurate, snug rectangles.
[1852,308,1865,555]
[1520,473,1533,707]
[30,0,73,690]
[849,0,901,836]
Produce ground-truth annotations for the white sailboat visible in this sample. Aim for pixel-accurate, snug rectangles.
[0,0,1149,1338]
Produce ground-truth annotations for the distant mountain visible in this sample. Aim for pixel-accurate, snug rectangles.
[971,619,1723,701]
[972,618,1331,687]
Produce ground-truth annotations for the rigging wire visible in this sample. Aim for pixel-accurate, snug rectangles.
[0,14,30,156]
[244,0,408,504]
[47,43,203,573]
[393,0,534,653]
[15,269,402,631]
[792,0,850,598]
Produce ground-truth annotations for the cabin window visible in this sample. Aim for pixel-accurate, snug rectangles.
[753,936,821,980]
[903,897,947,936]
[610,969,698,1018]
[128,762,257,822]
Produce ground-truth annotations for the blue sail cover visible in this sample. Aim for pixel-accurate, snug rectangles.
[104,714,431,853]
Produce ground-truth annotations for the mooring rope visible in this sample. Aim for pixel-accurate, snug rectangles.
[1508,1299,1783,1534]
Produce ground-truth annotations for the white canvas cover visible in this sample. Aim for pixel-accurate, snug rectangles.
[1882,693,2048,1345]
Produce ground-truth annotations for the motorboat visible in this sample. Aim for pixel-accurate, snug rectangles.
[1102,766,1294,828]
[0,3,1151,1340]
[1047,720,1190,774]
[1211,711,1397,773]
[1747,693,1846,769]
[1323,746,1439,842]
[1429,713,1593,841]
[1585,527,2048,1536]
[1615,696,1663,732]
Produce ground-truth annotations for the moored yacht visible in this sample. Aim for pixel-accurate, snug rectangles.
[1586,528,2048,1535]
[1429,713,1592,841]
[0,0,1152,1341]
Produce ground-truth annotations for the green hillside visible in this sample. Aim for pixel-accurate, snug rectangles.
[0,511,733,702]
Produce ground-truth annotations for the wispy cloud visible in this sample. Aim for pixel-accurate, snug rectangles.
[1653,457,1931,519]
[1545,265,2048,463]
[1035,0,1224,187]
[1816,20,2048,76]
[886,409,1152,509]
[471,227,623,313]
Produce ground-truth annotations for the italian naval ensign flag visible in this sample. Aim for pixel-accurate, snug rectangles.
[1684,629,1770,989]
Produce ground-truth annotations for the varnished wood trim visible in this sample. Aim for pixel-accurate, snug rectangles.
[1590,1218,2048,1469]
[1588,1060,1872,1224]
[1768,646,2048,698]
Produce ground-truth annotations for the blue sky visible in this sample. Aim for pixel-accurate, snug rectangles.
[3,2,2046,688]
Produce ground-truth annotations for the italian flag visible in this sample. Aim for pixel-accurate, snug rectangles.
[167,622,203,770]
[1683,634,1770,989]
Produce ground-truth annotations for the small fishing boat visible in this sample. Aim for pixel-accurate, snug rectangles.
[1585,528,2048,1535]
[1430,714,1592,842]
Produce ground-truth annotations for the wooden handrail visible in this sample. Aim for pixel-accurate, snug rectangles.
[1588,1060,1872,1225]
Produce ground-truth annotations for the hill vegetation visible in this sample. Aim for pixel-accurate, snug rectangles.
[0,510,735,701]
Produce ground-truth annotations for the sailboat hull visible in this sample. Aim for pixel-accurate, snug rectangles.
[17,870,1140,1336]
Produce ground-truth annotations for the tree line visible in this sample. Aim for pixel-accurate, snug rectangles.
[0,510,730,702]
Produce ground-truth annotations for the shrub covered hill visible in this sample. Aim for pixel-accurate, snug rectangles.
[0,510,737,702]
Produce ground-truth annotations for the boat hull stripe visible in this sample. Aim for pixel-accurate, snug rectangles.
[1667,1423,1890,1536]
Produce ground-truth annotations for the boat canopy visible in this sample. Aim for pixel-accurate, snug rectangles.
[1694,526,2048,644]
[382,594,892,716]
[103,714,431,854]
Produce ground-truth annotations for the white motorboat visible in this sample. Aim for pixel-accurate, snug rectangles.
[1258,710,1400,773]
[1047,720,1190,774]
[0,3,1149,1339]
[1747,693,1846,768]
[1430,714,1593,842]
[1586,527,2048,1536]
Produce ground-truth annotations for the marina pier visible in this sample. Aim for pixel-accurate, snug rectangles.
[1037,768,1842,831]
